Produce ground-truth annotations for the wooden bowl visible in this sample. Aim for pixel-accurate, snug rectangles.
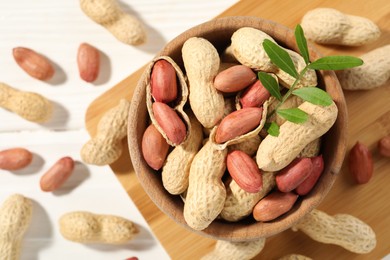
[128,16,347,241]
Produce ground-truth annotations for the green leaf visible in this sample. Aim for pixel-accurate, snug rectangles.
[258,72,282,101]
[265,122,280,137]
[294,24,310,65]
[308,56,363,70]
[292,87,333,106]
[277,108,308,123]
[263,39,299,78]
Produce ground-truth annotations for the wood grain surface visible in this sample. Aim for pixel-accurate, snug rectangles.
[85,0,390,259]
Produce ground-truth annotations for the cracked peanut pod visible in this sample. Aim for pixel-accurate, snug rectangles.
[231,27,316,89]
[0,194,33,260]
[201,238,266,260]
[231,27,277,72]
[162,112,203,195]
[220,171,275,222]
[301,8,380,46]
[257,101,338,171]
[81,99,130,165]
[182,37,225,128]
[146,56,190,146]
[0,82,52,123]
[59,211,138,244]
[228,134,261,156]
[184,140,227,230]
[80,0,146,45]
[292,209,376,254]
[279,254,312,260]
[337,45,390,90]
[210,101,269,150]
[203,97,236,137]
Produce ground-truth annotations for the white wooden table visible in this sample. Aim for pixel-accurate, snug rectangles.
[0,1,237,259]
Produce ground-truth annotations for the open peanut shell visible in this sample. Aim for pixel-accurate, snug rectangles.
[145,56,191,146]
[209,100,269,150]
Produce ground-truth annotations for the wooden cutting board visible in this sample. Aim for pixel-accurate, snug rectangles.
[85,0,390,258]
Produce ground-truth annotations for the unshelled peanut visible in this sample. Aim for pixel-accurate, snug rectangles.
[81,99,130,165]
[267,95,304,126]
[12,47,54,80]
[0,82,53,123]
[337,45,390,90]
[231,27,277,71]
[0,148,33,171]
[79,0,146,45]
[221,171,275,222]
[301,8,380,46]
[201,238,266,260]
[59,211,138,244]
[0,194,33,260]
[40,157,75,192]
[279,254,312,260]
[257,101,337,171]
[298,138,321,158]
[292,209,376,253]
[275,49,317,89]
[231,27,316,88]
[182,37,225,128]
[184,140,227,230]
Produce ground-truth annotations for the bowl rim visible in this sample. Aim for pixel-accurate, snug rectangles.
[128,16,348,241]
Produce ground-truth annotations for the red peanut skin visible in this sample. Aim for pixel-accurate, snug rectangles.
[13,47,55,80]
[142,124,169,170]
[40,157,74,192]
[151,60,178,103]
[152,102,186,145]
[240,80,271,108]
[0,148,33,171]
[378,136,390,157]
[215,107,263,144]
[77,43,100,82]
[276,157,312,192]
[349,142,373,184]
[214,65,256,93]
[227,150,263,193]
[295,155,324,196]
[253,191,298,222]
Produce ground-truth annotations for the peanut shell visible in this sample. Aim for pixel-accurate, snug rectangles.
[210,100,269,150]
[145,56,190,146]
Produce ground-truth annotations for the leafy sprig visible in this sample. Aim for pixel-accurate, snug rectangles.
[260,24,363,136]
